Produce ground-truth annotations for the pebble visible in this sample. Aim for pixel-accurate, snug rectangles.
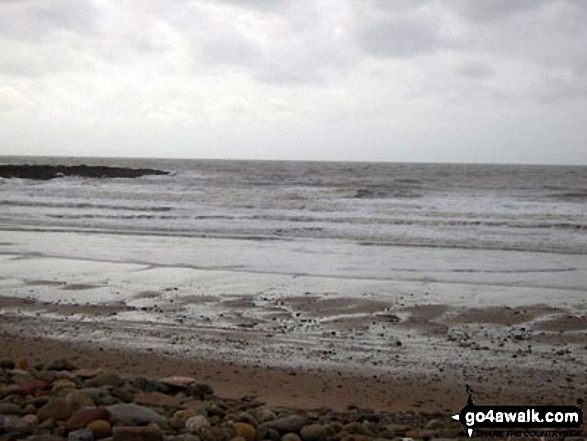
[233,422,256,441]
[135,391,181,408]
[68,428,94,441]
[38,397,74,421]
[67,390,95,410]
[108,403,167,426]
[87,419,112,439]
[85,372,124,388]
[112,424,164,441]
[52,379,77,392]
[0,402,21,415]
[46,358,78,371]
[67,406,111,431]
[281,434,302,441]
[185,415,211,433]
[199,426,235,441]
[262,415,308,434]
[300,424,328,441]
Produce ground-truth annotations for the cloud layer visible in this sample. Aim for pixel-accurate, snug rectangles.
[1,0,586,163]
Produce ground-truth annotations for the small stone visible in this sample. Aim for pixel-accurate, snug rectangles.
[0,359,15,369]
[112,387,136,402]
[23,414,39,425]
[108,403,166,426]
[85,373,123,388]
[38,397,73,421]
[87,419,111,439]
[233,422,256,441]
[74,369,104,379]
[262,415,307,434]
[112,425,164,441]
[25,436,65,441]
[17,356,29,370]
[174,435,203,441]
[174,409,196,420]
[199,426,234,441]
[15,377,48,395]
[255,408,276,423]
[53,379,77,392]
[341,422,373,436]
[424,419,445,431]
[47,359,78,371]
[300,424,328,441]
[134,391,181,408]
[0,402,21,415]
[67,407,110,431]
[186,383,214,399]
[3,415,33,435]
[405,428,422,439]
[68,428,94,441]
[282,434,302,441]
[185,415,211,433]
[66,390,95,410]
[160,376,197,390]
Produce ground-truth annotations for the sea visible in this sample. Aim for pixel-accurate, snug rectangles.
[0,156,586,254]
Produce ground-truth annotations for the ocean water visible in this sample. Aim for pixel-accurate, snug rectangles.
[1,156,586,254]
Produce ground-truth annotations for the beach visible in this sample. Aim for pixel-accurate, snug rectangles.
[0,159,586,438]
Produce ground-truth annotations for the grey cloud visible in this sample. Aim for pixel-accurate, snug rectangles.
[0,0,98,40]
[537,76,587,104]
[454,61,495,78]
[451,0,550,23]
[357,14,441,58]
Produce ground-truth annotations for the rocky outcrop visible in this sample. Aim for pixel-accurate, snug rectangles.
[0,164,169,180]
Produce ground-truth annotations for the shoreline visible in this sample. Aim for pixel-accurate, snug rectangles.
[1,333,584,416]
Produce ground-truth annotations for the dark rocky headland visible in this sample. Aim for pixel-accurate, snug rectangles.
[0,165,169,180]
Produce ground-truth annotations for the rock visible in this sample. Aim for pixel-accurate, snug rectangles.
[255,409,276,423]
[341,422,373,436]
[300,424,328,441]
[174,410,196,420]
[0,402,21,415]
[112,425,164,441]
[160,376,197,391]
[262,415,307,434]
[0,164,169,180]
[174,436,203,441]
[185,415,211,433]
[112,387,136,402]
[87,419,111,439]
[233,422,256,441]
[78,388,116,406]
[66,390,95,410]
[68,428,94,441]
[67,407,110,431]
[134,391,181,408]
[282,434,302,441]
[53,379,77,392]
[74,369,104,379]
[25,436,65,441]
[186,383,214,399]
[18,356,29,370]
[0,359,15,369]
[423,419,445,431]
[108,403,166,426]
[199,426,234,441]
[15,377,48,395]
[38,397,73,421]
[3,415,33,435]
[23,414,39,425]
[47,359,78,372]
[85,373,123,388]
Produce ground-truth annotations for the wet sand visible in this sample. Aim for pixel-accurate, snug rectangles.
[0,230,586,415]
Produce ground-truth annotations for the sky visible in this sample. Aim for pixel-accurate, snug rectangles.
[0,0,586,164]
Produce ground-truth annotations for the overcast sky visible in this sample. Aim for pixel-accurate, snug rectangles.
[1,0,586,164]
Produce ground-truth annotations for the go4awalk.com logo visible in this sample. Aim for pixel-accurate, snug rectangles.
[451,386,583,438]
